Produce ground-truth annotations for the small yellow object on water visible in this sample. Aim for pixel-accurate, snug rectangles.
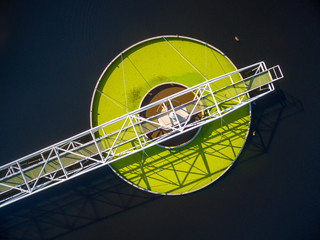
[235,36,240,42]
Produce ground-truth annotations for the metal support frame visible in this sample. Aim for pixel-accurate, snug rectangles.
[0,62,283,208]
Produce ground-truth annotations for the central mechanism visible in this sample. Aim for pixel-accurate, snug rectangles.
[139,83,202,148]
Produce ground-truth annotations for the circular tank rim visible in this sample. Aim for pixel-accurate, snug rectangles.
[89,35,252,195]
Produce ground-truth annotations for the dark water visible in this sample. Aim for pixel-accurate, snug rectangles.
[0,0,319,239]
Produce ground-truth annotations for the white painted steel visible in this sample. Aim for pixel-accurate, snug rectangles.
[0,62,283,208]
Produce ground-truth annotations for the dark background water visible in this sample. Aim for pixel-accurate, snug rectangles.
[0,0,319,239]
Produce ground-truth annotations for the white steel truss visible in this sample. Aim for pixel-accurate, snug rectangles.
[0,62,283,208]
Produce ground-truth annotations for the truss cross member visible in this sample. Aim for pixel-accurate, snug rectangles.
[0,62,284,208]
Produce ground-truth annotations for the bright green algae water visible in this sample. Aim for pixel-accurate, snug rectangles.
[91,36,250,194]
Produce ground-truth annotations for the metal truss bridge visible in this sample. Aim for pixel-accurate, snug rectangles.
[0,61,283,208]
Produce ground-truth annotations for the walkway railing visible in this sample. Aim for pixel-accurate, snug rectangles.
[0,61,283,208]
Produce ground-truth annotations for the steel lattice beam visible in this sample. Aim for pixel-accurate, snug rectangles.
[0,62,283,208]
